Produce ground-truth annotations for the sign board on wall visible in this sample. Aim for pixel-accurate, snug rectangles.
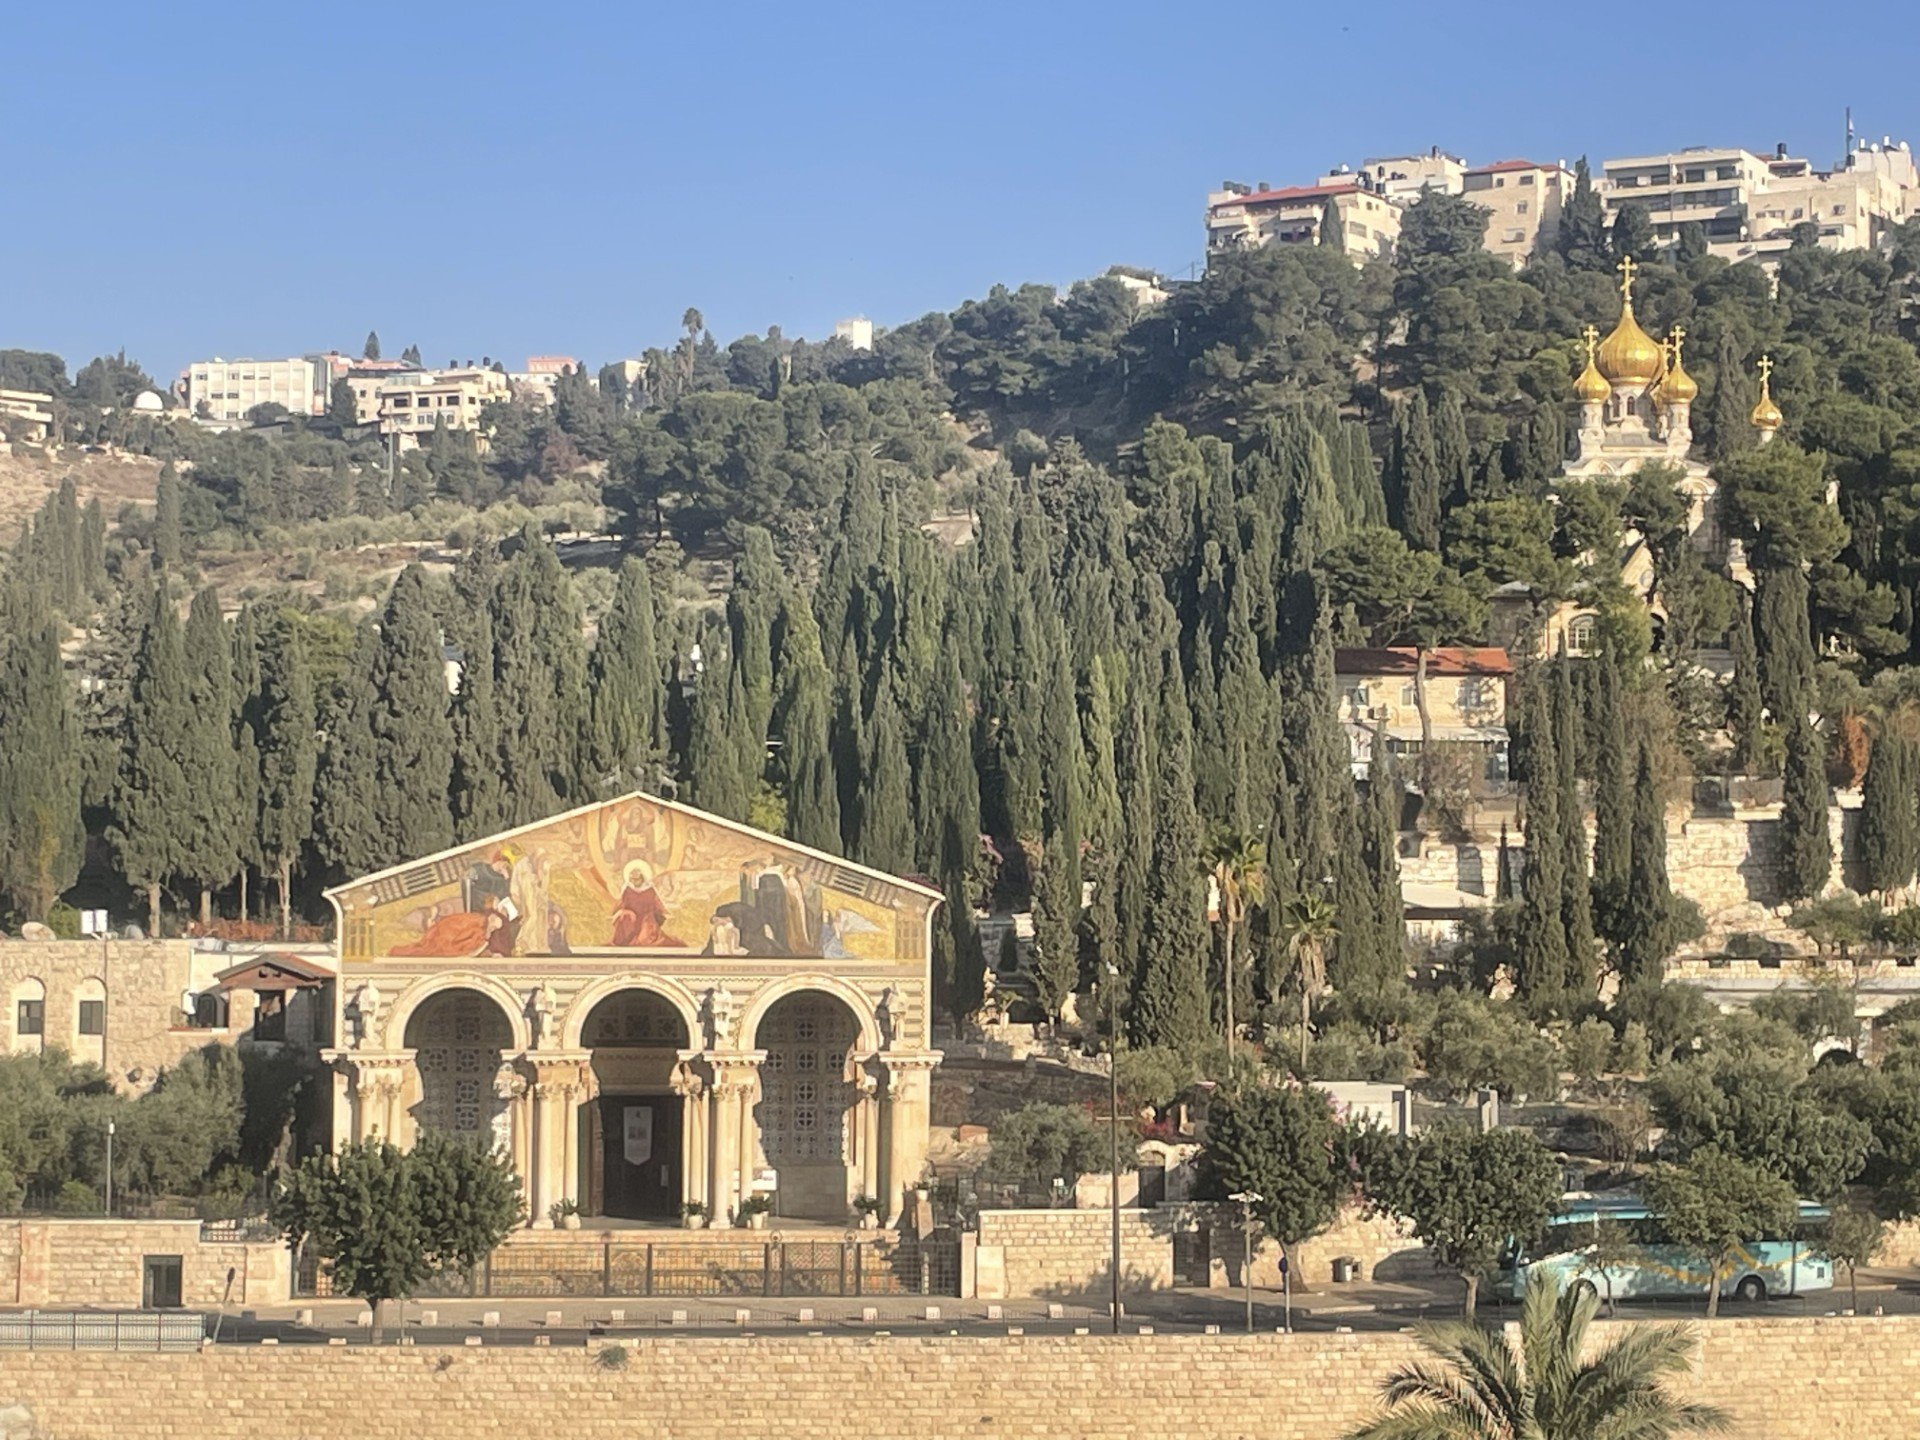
[623,1106,653,1166]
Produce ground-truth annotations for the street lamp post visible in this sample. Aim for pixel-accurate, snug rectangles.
[105,1119,115,1215]
[1106,961,1122,1334]
[1229,1190,1262,1333]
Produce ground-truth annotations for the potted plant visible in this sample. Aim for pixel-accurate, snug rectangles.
[738,1194,773,1230]
[549,1198,581,1231]
[852,1195,883,1230]
[681,1200,710,1231]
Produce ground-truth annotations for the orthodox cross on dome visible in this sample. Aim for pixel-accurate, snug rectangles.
[1756,353,1774,385]
[1669,324,1687,364]
[1582,324,1599,361]
[1616,254,1638,299]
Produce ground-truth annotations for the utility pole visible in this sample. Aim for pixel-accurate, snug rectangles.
[1229,1191,1262,1333]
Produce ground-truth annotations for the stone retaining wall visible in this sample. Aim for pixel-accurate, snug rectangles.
[0,1219,287,1307]
[972,1208,1176,1299]
[3,1318,1918,1439]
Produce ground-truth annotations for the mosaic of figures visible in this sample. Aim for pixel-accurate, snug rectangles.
[337,794,930,964]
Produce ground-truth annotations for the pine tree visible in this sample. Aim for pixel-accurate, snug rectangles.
[254,613,318,937]
[1552,654,1596,1008]
[1132,642,1209,1050]
[1389,392,1442,552]
[314,625,385,880]
[111,587,198,934]
[584,557,666,795]
[153,461,183,569]
[1616,742,1677,985]
[777,598,841,854]
[1728,589,1766,774]
[1779,711,1833,903]
[182,587,242,926]
[1857,727,1919,895]
[363,330,382,361]
[0,615,84,919]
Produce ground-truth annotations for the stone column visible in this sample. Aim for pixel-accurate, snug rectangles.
[335,1053,414,1145]
[701,1051,764,1225]
[879,1051,942,1226]
[850,1059,881,1209]
[672,1053,709,1214]
[493,1064,533,1223]
[528,1052,593,1228]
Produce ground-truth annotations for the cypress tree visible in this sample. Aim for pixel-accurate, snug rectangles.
[1857,727,1919,896]
[853,677,914,870]
[1345,423,1387,528]
[916,649,982,1019]
[1556,157,1609,271]
[1616,742,1676,985]
[314,625,385,881]
[1358,726,1406,995]
[1114,664,1156,1040]
[254,613,317,937]
[585,556,666,795]
[1779,711,1833,903]
[369,566,455,864]
[1432,390,1474,511]
[153,462,183,569]
[687,651,753,823]
[1132,643,1209,1050]
[111,587,197,934]
[728,527,782,751]
[1755,564,1815,726]
[1388,392,1442,552]
[80,499,108,603]
[1553,654,1596,1007]
[777,598,841,854]
[1708,330,1757,464]
[0,616,83,919]
[182,587,242,926]
[450,601,509,842]
[1728,588,1766,774]
[1589,644,1633,936]
[1516,678,1573,1016]
[490,533,589,823]
[1289,592,1351,889]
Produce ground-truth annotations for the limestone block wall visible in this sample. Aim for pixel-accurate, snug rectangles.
[973,1207,1176,1299]
[0,1219,288,1307]
[0,938,249,1092]
[4,1319,1920,1440]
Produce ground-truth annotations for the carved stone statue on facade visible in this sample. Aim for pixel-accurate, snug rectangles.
[702,984,737,1049]
[529,980,558,1046]
[875,986,898,1049]
[349,982,383,1048]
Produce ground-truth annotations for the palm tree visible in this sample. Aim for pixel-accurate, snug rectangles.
[1277,888,1337,1074]
[1346,1281,1729,1440]
[1202,829,1267,1071]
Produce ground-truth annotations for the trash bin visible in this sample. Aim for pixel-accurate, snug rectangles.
[1332,1256,1358,1284]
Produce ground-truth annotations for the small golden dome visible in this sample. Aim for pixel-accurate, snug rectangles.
[1572,324,1610,403]
[1659,328,1698,404]
[1751,354,1783,430]
[1596,256,1663,387]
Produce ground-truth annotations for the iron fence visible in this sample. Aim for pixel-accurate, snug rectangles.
[298,1236,960,1300]
[0,1311,206,1351]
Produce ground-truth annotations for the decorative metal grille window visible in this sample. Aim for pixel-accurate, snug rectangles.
[408,992,512,1141]
[756,995,857,1167]
[584,990,684,1047]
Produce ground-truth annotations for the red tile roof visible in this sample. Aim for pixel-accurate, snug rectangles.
[1334,646,1513,677]
[1212,183,1363,209]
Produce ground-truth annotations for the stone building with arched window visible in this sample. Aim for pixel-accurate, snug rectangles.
[321,792,943,1228]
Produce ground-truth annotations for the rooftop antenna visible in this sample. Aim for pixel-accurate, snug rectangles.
[1846,105,1855,165]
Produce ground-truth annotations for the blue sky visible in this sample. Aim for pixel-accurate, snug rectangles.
[6,0,1913,383]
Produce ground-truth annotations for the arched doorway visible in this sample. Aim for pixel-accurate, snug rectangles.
[753,991,863,1221]
[580,989,690,1219]
[404,988,515,1151]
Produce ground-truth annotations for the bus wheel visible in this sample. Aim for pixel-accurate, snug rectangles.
[1735,1275,1767,1303]
[1568,1279,1598,1305]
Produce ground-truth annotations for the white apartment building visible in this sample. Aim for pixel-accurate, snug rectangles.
[1206,181,1401,260]
[1602,141,1917,261]
[1324,148,1466,203]
[361,366,511,439]
[1462,159,1573,264]
[0,389,55,443]
[833,317,875,351]
[177,356,328,423]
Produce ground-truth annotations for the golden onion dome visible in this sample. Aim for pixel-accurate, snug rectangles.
[1572,324,1610,403]
[1659,331,1698,405]
[1596,255,1662,387]
[1751,354,1783,429]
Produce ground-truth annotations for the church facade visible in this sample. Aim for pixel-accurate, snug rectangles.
[321,792,943,1228]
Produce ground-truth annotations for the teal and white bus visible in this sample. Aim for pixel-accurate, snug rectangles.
[1497,1193,1833,1305]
